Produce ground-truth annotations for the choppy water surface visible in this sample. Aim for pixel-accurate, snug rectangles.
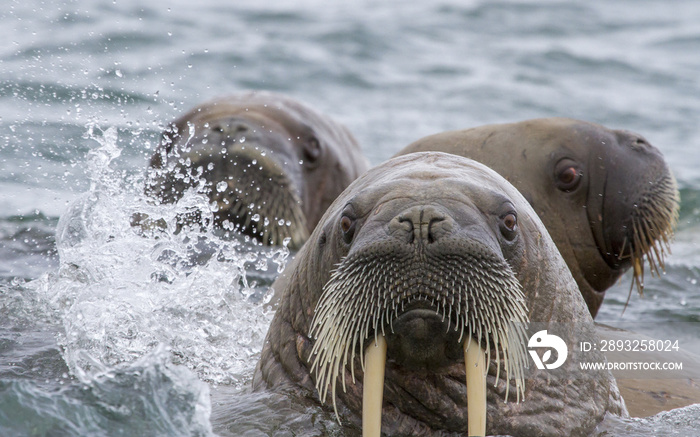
[1,0,699,435]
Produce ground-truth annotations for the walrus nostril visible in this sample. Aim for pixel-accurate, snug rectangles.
[209,118,255,141]
[631,137,650,151]
[427,216,448,243]
[394,216,415,243]
[391,206,452,245]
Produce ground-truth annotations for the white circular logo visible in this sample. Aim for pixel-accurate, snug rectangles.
[528,330,568,370]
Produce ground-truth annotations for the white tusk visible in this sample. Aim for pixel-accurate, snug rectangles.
[465,339,487,437]
[363,335,387,437]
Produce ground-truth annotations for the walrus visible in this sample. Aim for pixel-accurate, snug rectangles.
[395,118,680,317]
[253,152,624,436]
[143,91,369,249]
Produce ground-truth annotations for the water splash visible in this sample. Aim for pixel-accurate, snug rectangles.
[0,346,214,437]
[34,125,288,387]
[595,405,700,436]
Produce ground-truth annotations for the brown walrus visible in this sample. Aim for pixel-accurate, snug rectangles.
[395,118,680,317]
[253,152,625,436]
[143,91,369,249]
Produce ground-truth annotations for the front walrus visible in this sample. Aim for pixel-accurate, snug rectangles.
[253,152,625,436]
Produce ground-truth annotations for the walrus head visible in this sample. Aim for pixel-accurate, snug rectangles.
[145,92,368,249]
[309,174,531,431]
[397,118,680,317]
[254,152,624,436]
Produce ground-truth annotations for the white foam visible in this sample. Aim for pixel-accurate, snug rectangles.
[35,125,286,386]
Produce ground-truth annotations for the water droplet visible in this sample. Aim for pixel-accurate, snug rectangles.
[207,162,215,170]
[251,214,260,222]
[221,220,234,231]
[216,181,228,192]
[251,159,257,165]
[277,219,285,226]
[262,288,274,304]
[239,136,246,143]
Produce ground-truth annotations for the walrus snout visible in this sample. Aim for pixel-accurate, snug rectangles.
[385,308,464,370]
[146,124,310,247]
[206,146,309,247]
[596,130,679,294]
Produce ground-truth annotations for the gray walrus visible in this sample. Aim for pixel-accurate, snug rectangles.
[253,152,624,436]
[143,91,369,249]
[396,118,680,317]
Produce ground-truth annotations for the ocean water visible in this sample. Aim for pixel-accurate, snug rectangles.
[1,0,699,435]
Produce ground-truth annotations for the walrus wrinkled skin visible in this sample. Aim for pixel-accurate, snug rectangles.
[253,152,625,436]
[396,118,680,317]
[144,92,369,249]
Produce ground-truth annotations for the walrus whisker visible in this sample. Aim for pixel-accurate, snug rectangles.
[309,251,529,423]
[217,186,309,247]
[617,236,628,261]
[620,173,679,304]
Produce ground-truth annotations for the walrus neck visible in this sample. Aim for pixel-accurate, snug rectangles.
[572,271,605,318]
[253,267,319,393]
[561,237,608,317]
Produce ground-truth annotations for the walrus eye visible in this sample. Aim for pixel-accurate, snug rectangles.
[303,136,322,164]
[503,213,517,231]
[500,212,518,240]
[340,215,356,243]
[554,159,582,192]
